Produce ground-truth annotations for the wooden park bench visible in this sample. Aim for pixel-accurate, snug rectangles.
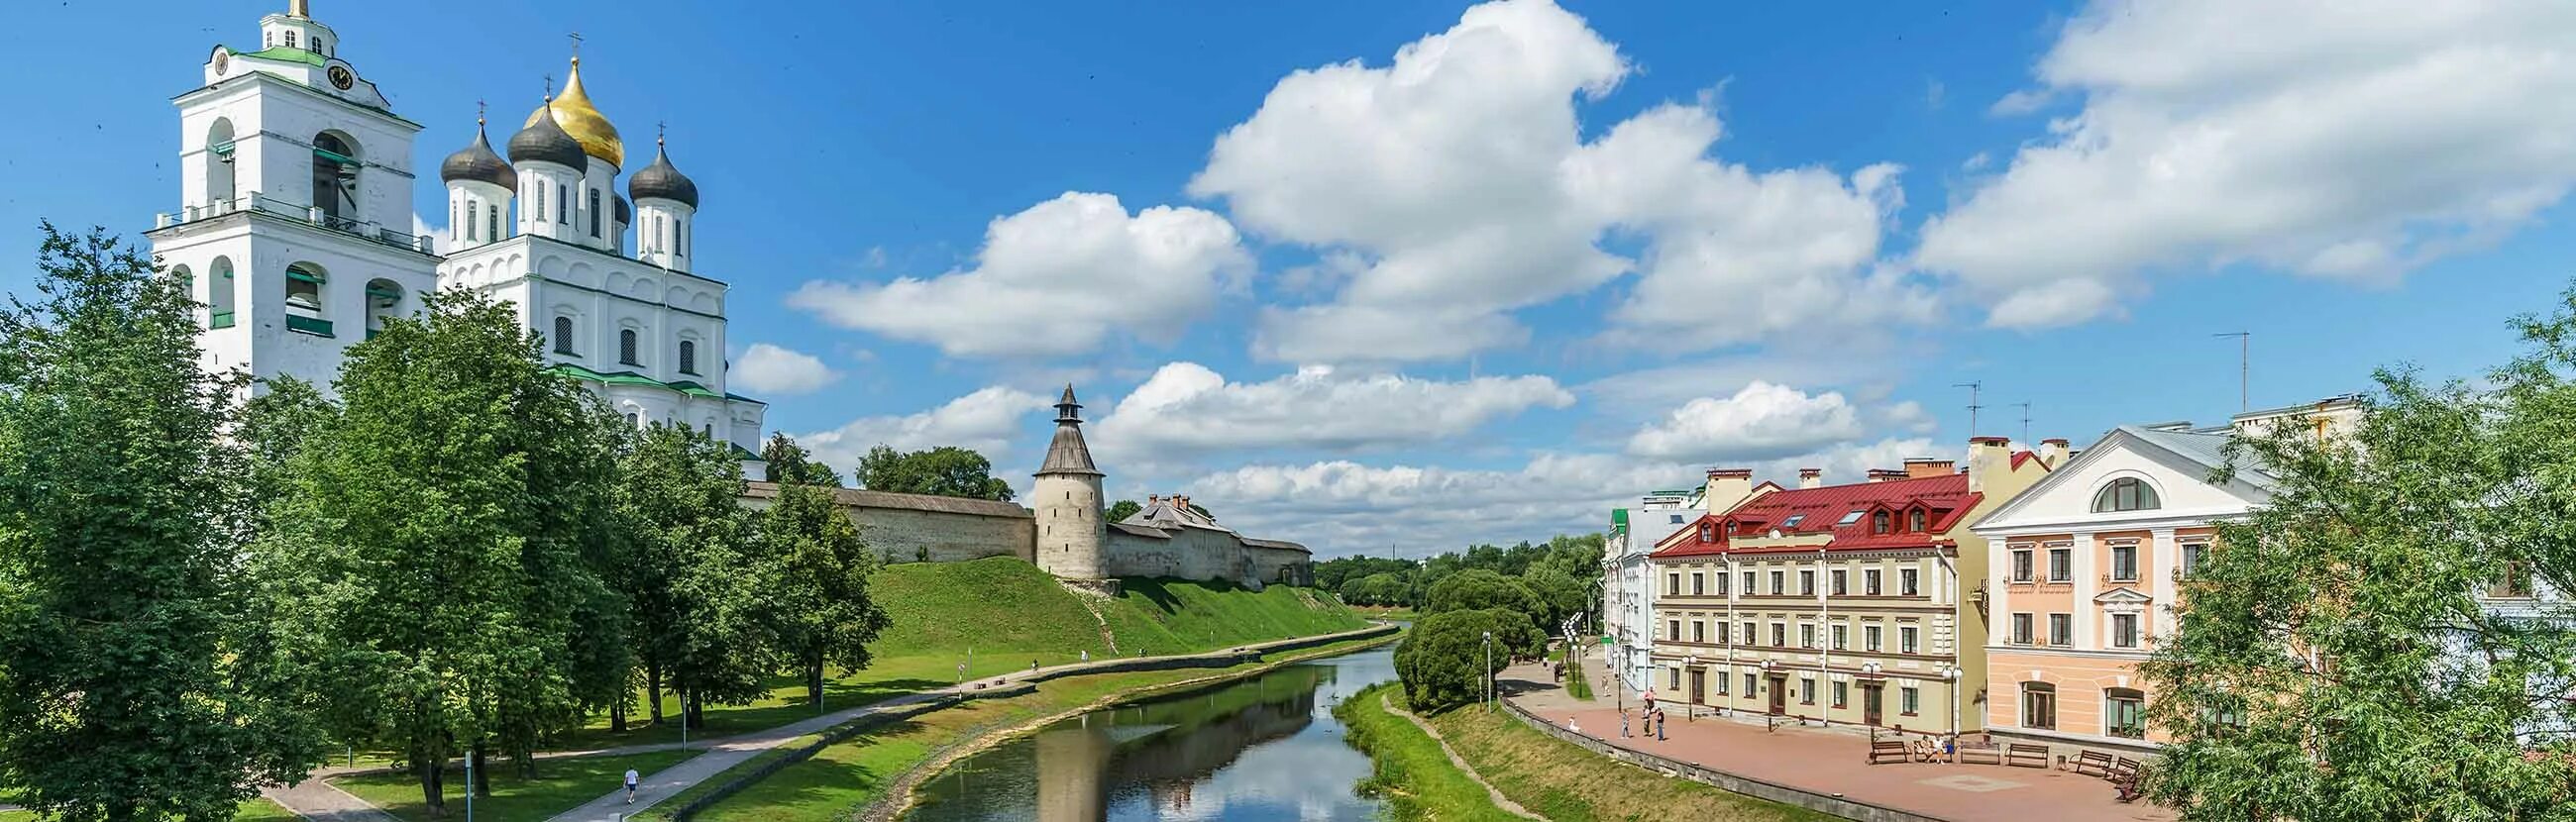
[2074,750,2116,777]
[2005,743,2051,769]
[1869,737,1911,765]
[1956,737,2002,765]
[2110,758,2147,802]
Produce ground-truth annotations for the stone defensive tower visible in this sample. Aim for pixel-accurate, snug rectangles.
[1032,384,1108,583]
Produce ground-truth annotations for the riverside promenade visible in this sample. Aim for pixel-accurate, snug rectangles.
[1502,655,2172,822]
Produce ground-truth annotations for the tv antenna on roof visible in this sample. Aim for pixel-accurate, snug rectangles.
[1953,381,1984,440]
[2213,332,2249,413]
[2014,401,2032,446]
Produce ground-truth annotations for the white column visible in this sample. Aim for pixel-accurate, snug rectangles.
[2071,533,2095,648]
[2149,528,2179,640]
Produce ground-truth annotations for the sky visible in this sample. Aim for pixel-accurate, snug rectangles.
[6,0,2576,558]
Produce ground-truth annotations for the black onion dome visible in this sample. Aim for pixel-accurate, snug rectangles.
[628,145,699,209]
[507,105,588,169]
[613,193,631,225]
[440,126,516,191]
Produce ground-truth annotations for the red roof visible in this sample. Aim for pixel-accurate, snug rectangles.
[1650,472,1984,560]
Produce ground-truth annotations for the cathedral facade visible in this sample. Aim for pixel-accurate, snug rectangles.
[146,1,766,452]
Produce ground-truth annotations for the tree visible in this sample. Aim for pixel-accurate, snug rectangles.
[1106,499,1142,523]
[617,424,780,732]
[1423,568,1540,616]
[759,479,893,709]
[255,287,623,808]
[761,431,841,487]
[1393,608,1543,713]
[1339,571,1413,607]
[858,444,1015,501]
[0,225,315,821]
[2140,289,2576,820]
[1521,566,1588,633]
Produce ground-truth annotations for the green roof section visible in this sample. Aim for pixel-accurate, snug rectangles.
[731,443,762,461]
[238,46,327,67]
[546,363,751,404]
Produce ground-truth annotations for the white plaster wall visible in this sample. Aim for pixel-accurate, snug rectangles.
[1032,474,1106,579]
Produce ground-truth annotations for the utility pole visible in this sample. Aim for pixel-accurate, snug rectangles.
[1953,381,1984,439]
[2213,332,2249,412]
[2014,402,2033,446]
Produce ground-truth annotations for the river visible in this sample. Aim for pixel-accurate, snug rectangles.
[900,644,1397,822]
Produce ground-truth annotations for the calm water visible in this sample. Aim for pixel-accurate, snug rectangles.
[901,645,1396,822]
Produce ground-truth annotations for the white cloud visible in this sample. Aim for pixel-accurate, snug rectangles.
[788,192,1251,358]
[1191,0,1917,363]
[1624,381,1864,462]
[730,343,841,396]
[1091,361,1573,456]
[1918,0,2576,329]
[796,386,1050,473]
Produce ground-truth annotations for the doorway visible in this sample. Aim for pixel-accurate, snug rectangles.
[1767,675,1787,715]
[1862,682,1884,726]
[1687,668,1705,707]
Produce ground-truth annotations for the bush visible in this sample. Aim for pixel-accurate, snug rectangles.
[1422,568,1539,616]
[1395,608,1543,713]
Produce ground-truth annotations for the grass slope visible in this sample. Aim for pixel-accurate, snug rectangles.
[1334,682,1527,822]
[1429,700,1834,821]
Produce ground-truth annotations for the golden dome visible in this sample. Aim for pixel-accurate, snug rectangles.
[524,56,623,167]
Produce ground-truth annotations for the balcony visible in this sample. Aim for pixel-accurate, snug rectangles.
[210,310,235,329]
[157,192,436,255]
[284,315,334,338]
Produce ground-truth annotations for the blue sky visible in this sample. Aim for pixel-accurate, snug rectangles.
[7,0,2574,556]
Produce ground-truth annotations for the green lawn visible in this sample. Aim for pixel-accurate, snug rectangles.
[0,798,295,822]
[1335,682,1528,822]
[328,749,700,822]
[1429,697,1835,821]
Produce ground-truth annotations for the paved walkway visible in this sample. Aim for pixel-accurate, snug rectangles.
[1506,651,2172,822]
[260,780,396,822]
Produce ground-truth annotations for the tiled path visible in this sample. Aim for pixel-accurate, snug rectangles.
[1506,652,2173,822]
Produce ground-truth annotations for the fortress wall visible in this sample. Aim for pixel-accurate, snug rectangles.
[1246,544,1314,586]
[1104,526,1243,582]
[742,481,1035,565]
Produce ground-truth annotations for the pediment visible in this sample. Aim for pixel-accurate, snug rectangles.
[2093,586,2154,605]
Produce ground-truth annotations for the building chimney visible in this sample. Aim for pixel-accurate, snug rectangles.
[1797,467,1823,489]
[1866,468,1907,482]
[1703,467,1756,513]
[1902,458,1956,479]
[2038,438,2071,467]
[1967,436,2012,493]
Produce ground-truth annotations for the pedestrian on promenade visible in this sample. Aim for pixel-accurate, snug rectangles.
[1654,708,1667,741]
[1620,709,1631,738]
[1080,649,1090,663]
[624,768,640,804]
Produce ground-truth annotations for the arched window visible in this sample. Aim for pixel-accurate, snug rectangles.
[284,30,297,49]
[363,279,402,339]
[489,202,502,242]
[310,132,358,224]
[466,202,480,241]
[2091,477,2162,513]
[1871,510,1891,535]
[618,328,639,365]
[1907,509,1927,532]
[552,316,575,355]
[207,257,237,329]
[2020,681,2057,730]
[284,262,329,336]
[1697,522,1714,543]
[589,188,602,238]
[677,216,688,256]
[2104,687,2146,739]
[557,184,570,224]
[206,119,237,207]
[679,340,698,374]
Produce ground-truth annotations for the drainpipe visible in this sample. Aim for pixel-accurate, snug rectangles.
[1934,550,1962,740]
[1722,553,1735,716]
[1817,547,1830,727]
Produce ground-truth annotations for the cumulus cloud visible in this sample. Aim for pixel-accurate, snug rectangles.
[1917,0,2576,329]
[730,343,841,396]
[1091,361,1573,456]
[1624,381,1864,462]
[1192,0,1917,363]
[796,386,1050,472]
[788,192,1251,358]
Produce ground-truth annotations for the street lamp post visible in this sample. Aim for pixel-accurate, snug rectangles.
[1482,631,1494,711]
[1945,666,1963,743]
[463,749,474,822]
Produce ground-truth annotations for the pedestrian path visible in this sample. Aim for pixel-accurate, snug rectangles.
[259,780,396,822]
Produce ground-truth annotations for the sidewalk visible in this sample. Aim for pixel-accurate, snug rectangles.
[1505,652,2172,822]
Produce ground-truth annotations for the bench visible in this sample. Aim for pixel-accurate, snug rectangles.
[1956,738,2002,766]
[2074,750,2116,777]
[2110,759,2147,802]
[2006,743,2051,769]
[1869,738,1911,765]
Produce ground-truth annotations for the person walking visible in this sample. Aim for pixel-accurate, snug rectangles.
[1620,708,1631,738]
[624,768,640,804]
[1654,708,1666,741]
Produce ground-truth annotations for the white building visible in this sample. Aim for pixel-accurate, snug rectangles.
[145,1,766,454]
[1603,471,1760,694]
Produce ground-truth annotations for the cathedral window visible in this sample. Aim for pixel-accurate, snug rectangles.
[679,218,689,256]
[589,189,602,238]
[284,30,297,49]
[466,202,480,241]
[208,257,237,329]
[618,329,640,365]
[489,205,501,243]
[552,316,575,355]
[679,340,698,374]
[531,185,545,225]
[558,184,569,224]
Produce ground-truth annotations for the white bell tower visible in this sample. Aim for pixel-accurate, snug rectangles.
[149,1,441,395]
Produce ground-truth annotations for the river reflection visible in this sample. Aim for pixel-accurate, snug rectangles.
[902,645,1396,822]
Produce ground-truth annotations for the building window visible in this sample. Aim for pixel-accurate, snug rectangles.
[1770,623,1786,647]
[1666,572,1680,596]
[1744,673,1758,697]
[679,340,698,374]
[2011,549,2033,582]
[552,316,575,355]
[1691,621,1705,643]
[1742,621,1756,646]
[1669,668,1682,690]
[1713,572,1729,595]
[2092,477,2162,512]
[2011,613,2033,645]
[1799,624,1815,649]
[2112,613,2140,649]
[1770,570,1784,595]
[2110,544,2138,581]
[284,30,296,49]
[1714,622,1729,645]
[558,184,570,223]
[1832,569,1848,595]
[1872,510,1891,534]
[533,185,546,224]
[2105,688,2146,739]
[1899,626,1919,654]
[1667,620,1679,642]
[2049,613,2073,646]
[2049,548,2072,582]
[2022,682,2057,730]
[1900,567,1919,596]
[590,188,603,237]
[1715,673,1729,695]
[1832,680,1848,708]
[1900,686,1919,715]
[1800,676,1816,705]
[2180,542,2207,579]
[1836,510,1865,526]
[1690,572,1705,596]
[1799,570,1814,596]
[1865,568,1882,595]
[1832,624,1847,651]
[1865,624,1882,652]
[618,329,640,365]
[1742,570,1756,592]
[490,204,501,242]
[284,263,326,321]
[466,201,480,241]
[1908,509,1927,532]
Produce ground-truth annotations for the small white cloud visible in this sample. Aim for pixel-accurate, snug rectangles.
[797,385,1050,472]
[731,343,841,396]
[1092,361,1574,456]
[1624,381,1866,462]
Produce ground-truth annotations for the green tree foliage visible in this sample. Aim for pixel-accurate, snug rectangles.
[760,431,841,487]
[1313,555,1413,593]
[1339,572,1414,607]
[1423,568,1540,616]
[0,225,315,821]
[254,287,624,807]
[858,444,1015,501]
[2141,291,2576,820]
[618,424,778,731]
[758,479,893,708]
[1520,566,1588,633]
[1105,499,1141,523]
[1393,608,1544,713]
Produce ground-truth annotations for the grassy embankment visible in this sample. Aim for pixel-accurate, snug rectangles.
[666,633,1398,822]
[1340,683,1836,822]
[331,750,699,822]
[0,798,295,822]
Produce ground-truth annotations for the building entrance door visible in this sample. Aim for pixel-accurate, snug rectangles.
[1862,683,1883,726]
[1687,668,1705,706]
[1767,675,1787,715]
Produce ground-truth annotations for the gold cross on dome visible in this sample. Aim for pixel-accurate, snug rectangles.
[569,31,584,58]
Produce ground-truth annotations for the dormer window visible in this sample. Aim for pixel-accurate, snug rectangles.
[1781,514,1805,529]
[1698,522,1715,543]
[1871,510,1891,535]
[1908,509,1928,532]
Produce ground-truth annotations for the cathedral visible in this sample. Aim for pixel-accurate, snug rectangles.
[146,1,767,455]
